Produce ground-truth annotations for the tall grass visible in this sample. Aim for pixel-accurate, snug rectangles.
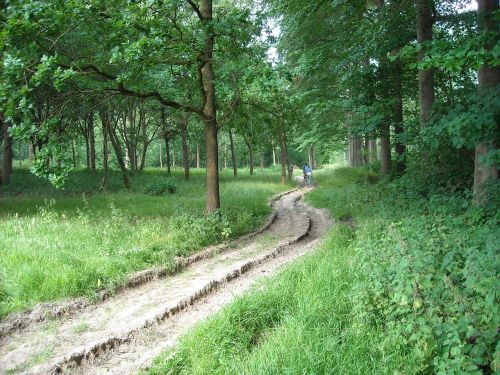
[148,167,499,374]
[0,168,292,318]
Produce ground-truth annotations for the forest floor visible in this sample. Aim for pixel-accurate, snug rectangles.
[0,181,332,374]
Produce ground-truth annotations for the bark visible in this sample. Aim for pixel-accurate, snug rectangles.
[260,152,264,170]
[393,56,406,172]
[172,141,176,168]
[368,134,377,164]
[1,115,13,184]
[308,146,313,167]
[190,0,220,211]
[229,127,237,177]
[380,127,391,175]
[348,135,364,167]
[100,118,109,190]
[278,132,287,185]
[164,136,171,174]
[159,143,163,169]
[244,136,254,175]
[196,143,200,169]
[416,0,435,125]
[88,113,96,174]
[71,140,76,167]
[103,113,129,189]
[180,117,190,180]
[473,0,499,198]
[272,141,276,166]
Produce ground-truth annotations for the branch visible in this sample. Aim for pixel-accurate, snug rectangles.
[186,0,203,20]
[107,83,203,116]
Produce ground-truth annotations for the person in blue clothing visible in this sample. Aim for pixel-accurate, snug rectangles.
[304,164,312,185]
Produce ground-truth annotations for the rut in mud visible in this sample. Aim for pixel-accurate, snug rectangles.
[0,186,332,375]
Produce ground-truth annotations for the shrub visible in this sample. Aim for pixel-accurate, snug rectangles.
[144,179,177,196]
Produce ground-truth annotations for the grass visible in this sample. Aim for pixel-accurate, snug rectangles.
[0,167,293,318]
[147,166,499,374]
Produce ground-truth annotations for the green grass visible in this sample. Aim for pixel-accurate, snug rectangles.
[147,166,499,374]
[0,168,292,318]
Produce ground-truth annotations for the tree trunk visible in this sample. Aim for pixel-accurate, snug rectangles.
[272,141,276,166]
[100,119,109,190]
[416,0,435,126]
[85,131,90,170]
[380,128,391,175]
[196,143,200,169]
[393,56,405,172]
[159,143,163,169]
[279,132,287,185]
[180,117,190,180]
[172,141,176,169]
[308,146,313,167]
[229,127,237,177]
[1,115,13,184]
[368,134,377,163]
[103,113,129,189]
[348,135,363,167]
[89,113,96,174]
[473,0,499,198]
[260,152,264,170]
[164,136,171,174]
[139,142,148,172]
[244,137,254,175]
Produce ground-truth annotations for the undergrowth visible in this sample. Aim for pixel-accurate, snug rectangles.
[148,167,499,374]
[0,169,291,318]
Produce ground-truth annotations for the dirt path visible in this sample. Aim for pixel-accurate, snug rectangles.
[0,186,332,375]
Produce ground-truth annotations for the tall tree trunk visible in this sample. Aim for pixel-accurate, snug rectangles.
[368,134,377,163]
[1,115,13,184]
[229,127,237,177]
[244,136,254,175]
[159,143,163,169]
[473,0,499,198]
[393,56,405,172]
[103,113,129,189]
[416,0,435,126]
[279,132,287,185]
[85,131,90,170]
[380,128,391,175]
[272,141,276,166]
[308,146,313,167]
[164,136,171,174]
[348,135,363,167]
[180,117,190,180]
[172,141,176,169]
[196,143,200,169]
[88,113,96,174]
[100,119,109,190]
[260,152,264,171]
[139,142,148,172]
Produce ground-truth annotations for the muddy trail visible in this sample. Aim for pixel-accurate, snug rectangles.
[0,185,332,375]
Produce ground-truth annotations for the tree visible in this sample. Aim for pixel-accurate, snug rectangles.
[473,0,498,198]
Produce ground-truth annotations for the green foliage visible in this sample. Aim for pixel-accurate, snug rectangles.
[148,167,499,374]
[144,179,177,196]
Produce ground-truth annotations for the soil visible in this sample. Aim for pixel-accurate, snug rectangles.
[0,183,332,375]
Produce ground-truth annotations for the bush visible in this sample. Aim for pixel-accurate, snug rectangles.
[144,179,177,196]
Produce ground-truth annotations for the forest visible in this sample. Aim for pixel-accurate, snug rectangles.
[0,0,498,374]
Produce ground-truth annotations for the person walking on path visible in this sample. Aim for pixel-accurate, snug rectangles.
[304,164,313,185]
